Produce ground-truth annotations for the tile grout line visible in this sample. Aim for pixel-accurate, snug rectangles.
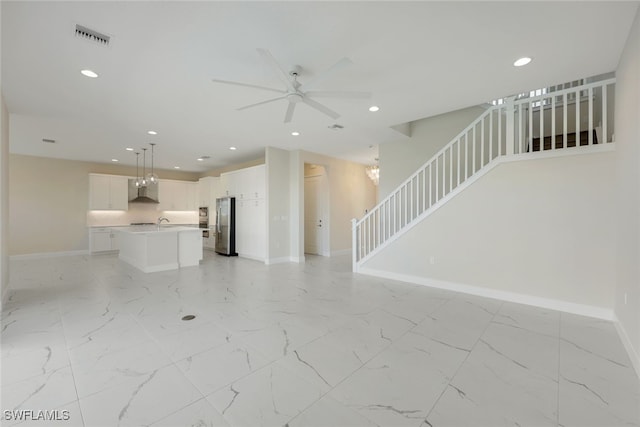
[557,312,562,427]
[58,258,98,427]
[422,300,506,425]
[284,291,454,427]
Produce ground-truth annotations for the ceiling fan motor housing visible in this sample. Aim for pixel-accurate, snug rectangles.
[288,65,302,77]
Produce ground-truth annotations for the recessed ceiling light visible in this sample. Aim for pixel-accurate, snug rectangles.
[174,166,181,169]
[291,131,300,136]
[513,57,532,67]
[229,146,237,151]
[80,69,98,78]
[111,159,119,162]
[197,158,204,162]
[369,106,380,112]
[147,131,157,135]
[125,147,134,151]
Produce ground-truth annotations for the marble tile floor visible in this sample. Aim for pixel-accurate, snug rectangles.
[1,252,638,427]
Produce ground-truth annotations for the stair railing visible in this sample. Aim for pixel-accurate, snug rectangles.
[352,78,615,271]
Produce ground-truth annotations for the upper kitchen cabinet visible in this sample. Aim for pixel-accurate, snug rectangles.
[198,176,219,207]
[89,174,128,210]
[159,180,198,211]
[220,164,265,200]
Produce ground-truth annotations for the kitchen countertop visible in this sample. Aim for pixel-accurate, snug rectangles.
[112,225,203,234]
[89,224,201,228]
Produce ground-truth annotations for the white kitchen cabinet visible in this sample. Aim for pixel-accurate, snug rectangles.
[218,172,238,197]
[235,198,266,261]
[203,233,216,250]
[90,227,120,253]
[198,176,218,207]
[217,174,228,198]
[89,174,128,210]
[159,180,198,211]
[220,164,265,200]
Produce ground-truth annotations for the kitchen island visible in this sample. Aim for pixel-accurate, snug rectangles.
[113,225,203,273]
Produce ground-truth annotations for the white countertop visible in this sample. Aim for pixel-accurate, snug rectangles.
[112,225,203,234]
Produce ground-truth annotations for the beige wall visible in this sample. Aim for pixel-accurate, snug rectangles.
[1,94,9,304]
[200,157,265,178]
[614,7,640,375]
[292,150,377,258]
[9,154,199,256]
[379,106,485,198]
[363,152,616,313]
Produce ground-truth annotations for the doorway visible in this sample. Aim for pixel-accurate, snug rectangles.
[304,164,329,256]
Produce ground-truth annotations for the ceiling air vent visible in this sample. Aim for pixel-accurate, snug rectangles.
[328,124,344,130]
[75,24,110,46]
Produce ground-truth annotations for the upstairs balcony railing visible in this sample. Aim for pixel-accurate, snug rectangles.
[352,78,615,271]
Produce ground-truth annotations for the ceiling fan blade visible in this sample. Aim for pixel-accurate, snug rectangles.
[299,57,353,92]
[237,95,288,111]
[302,97,340,120]
[305,91,372,99]
[284,102,296,123]
[256,48,296,93]
[211,79,286,94]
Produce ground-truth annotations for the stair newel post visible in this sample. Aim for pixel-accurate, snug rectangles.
[505,96,516,157]
[351,218,358,272]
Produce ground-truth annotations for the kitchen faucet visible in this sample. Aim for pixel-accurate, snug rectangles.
[157,217,170,230]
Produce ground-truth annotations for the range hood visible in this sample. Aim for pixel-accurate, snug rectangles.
[128,179,159,204]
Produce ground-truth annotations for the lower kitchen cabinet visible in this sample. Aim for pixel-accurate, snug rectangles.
[203,232,216,250]
[90,228,119,253]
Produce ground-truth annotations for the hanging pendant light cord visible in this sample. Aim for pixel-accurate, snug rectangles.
[150,143,155,178]
[142,148,147,185]
[135,152,140,185]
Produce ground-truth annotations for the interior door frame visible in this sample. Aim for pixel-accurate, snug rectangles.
[303,164,330,257]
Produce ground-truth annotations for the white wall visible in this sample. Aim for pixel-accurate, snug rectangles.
[1,94,9,305]
[614,7,640,375]
[362,151,616,316]
[379,106,485,198]
[265,147,290,263]
[9,154,199,256]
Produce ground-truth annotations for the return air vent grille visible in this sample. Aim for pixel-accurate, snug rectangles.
[75,24,110,46]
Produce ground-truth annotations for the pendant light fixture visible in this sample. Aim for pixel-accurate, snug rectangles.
[140,148,148,187]
[366,158,379,185]
[146,143,158,184]
[134,151,141,188]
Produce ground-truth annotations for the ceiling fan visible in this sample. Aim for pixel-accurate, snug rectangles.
[212,48,371,123]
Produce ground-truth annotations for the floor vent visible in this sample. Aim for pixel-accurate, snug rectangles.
[75,24,110,46]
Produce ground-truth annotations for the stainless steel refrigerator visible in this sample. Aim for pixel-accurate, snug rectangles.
[215,197,237,256]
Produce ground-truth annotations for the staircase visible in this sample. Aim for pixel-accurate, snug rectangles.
[352,78,616,271]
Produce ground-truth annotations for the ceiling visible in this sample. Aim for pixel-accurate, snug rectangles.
[2,1,637,173]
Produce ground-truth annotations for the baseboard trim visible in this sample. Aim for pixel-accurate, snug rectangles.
[1,284,9,309]
[265,257,291,265]
[613,317,640,379]
[358,267,615,321]
[238,253,266,263]
[10,250,90,261]
[290,256,305,263]
[330,249,351,257]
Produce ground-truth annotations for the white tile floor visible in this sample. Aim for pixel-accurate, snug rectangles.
[1,252,639,427]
